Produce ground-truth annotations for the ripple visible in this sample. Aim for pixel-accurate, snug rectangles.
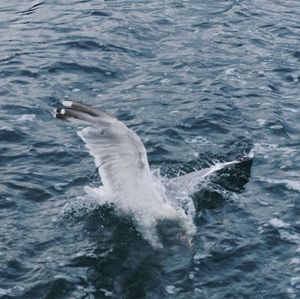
[6,181,52,202]
[220,108,244,125]
[61,40,132,54]
[89,10,112,17]
[46,62,118,78]
[0,198,16,209]
[0,127,24,142]
[1,0,300,297]
[292,51,300,60]
[259,177,300,193]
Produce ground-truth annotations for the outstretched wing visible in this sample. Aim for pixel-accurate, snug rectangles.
[166,155,253,195]
[56,101,150,192]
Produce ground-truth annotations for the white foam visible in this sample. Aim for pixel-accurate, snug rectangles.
[224,67,236,75]
[0,289,8,296]
[194,253,211,261]
[193,152,199,158]
[84,174,196,248]
[166,285,176,294]
[189,136,209,144]
[286,287,295,296]
[16,114,35,122]
[256,119,267,126]
[188,272,195,280]
[257,198,270,206]
[253,143,298,159]
[269,218,290,228]
[270,125,283,130]
[99,288,114,297]
[0,126,14,131]
[290,258,300,265]
[280,231,300,244]
[290,277,300,287]
[259,177,300,193]
[10,286,24,295]
[285,181,300,192]
[252,143,278,154]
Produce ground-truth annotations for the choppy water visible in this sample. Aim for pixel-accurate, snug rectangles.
[1,0,300,298]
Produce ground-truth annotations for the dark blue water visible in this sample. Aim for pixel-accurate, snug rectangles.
[1,0,300,298]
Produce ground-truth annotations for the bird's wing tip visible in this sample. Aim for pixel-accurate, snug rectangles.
[55,107,67,120]
[62,100,73,108]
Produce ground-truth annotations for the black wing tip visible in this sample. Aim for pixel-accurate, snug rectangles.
[55,107,68,120]
[55,101,74,120]
[55,100,105,123]
[62,100,103,117]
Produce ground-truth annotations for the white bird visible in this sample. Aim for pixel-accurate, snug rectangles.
[56,101,252,247]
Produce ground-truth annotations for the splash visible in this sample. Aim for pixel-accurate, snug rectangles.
[84,169,196,248]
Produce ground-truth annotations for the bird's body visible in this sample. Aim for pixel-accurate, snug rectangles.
[56,101,252,247]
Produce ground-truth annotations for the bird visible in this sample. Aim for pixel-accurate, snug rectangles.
[56,101,252,248]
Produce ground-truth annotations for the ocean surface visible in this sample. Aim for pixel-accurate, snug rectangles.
[1,0,300,298]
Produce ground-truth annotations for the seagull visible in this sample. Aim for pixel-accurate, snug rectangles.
[56,101,252,247]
